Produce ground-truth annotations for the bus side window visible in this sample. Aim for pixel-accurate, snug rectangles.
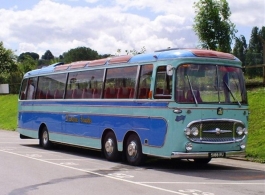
[154,66,172,99]
[25,78,37,100]
[105,66,137,99]
[137,64,153,99]
[19,79,28,100]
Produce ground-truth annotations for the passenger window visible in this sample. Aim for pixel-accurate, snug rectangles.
[67,69,104,99]
[137,64,153,99]
[154,66,172,99]
[38,74,67,99]
[104,66,137,99]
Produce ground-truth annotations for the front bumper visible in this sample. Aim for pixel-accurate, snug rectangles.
[171,150,245,159]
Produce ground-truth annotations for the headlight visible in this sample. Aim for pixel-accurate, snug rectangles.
[191,127,199,136]
[243,128,248,135]
[185,127,191,136]
[236,126,243,135]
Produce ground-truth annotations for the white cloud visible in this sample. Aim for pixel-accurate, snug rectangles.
[228,0,265,27]
[0,0,263,57]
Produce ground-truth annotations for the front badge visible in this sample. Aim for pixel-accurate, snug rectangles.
[217,107,223,115]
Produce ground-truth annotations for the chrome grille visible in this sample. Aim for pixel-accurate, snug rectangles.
[186,119,245,143]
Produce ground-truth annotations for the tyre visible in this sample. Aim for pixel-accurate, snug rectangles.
[125,134,144,166]
[103,132,120,161]
[193,158,212,164]
[39,126,52,149]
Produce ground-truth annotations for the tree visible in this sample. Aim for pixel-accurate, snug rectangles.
[41,50,54,60]
[193,0,237,52]
[0,41,17,73]
[232,35,247,65]
[116,46,146,56]
[17,55,38,77]
[125,46,146,55]
[62,47,99,63]
[18,52,39,62]
[245,26,265,77]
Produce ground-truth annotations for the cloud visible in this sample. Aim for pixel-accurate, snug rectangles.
[228,0,264,27]
[0,0,263,57]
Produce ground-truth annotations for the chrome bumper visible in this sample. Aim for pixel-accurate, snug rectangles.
[171,151,245,159]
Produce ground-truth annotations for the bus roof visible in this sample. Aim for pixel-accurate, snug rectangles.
[24,48,239,77]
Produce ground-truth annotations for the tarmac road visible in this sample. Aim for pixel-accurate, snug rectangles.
[0,130,264,195]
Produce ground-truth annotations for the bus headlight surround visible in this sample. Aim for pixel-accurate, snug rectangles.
[236,126,243,135]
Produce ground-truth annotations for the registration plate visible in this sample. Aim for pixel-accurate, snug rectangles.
[209,152,225,158]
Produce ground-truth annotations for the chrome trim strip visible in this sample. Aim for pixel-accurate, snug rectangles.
[187,118,245,127]
[170,151,245,159]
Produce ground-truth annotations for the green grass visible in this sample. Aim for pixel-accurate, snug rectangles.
[0,94,18,130]
[245,88,265,163]
[0,90,265,163]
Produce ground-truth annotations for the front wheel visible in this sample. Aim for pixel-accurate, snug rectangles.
[39,126,52,149]
[103,132,120,162]
[125,134,144,166]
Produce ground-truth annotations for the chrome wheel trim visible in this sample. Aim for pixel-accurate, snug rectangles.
[43,131,48,145]
[105,138,114,155]
[127,141,137,157]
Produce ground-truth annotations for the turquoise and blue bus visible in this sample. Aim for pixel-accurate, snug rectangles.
[17,48,248,165]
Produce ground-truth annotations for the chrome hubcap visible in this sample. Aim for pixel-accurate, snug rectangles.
[127,141,137,157]
[43,131,48,144]
[105,138,114,154]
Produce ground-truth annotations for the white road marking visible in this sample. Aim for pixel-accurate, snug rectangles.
[1,148,264,194]
[108,173,134,178]
[0,148,192,195]
[139,182,265,185]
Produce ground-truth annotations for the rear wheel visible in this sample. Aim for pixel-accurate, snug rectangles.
[125,134,144,166]
[103,132,120,161]
[39,126,52,149]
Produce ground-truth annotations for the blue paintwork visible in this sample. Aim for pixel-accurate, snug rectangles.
[18,107,167,147]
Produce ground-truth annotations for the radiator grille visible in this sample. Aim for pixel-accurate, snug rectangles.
[186,119,245,143]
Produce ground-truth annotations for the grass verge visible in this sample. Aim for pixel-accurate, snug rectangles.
[0,94,18,130]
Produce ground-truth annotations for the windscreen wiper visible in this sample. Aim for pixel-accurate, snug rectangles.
[223,81,241,107]
[186,75,198,106]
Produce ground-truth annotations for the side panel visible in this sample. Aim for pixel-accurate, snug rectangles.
[18,100,168,150]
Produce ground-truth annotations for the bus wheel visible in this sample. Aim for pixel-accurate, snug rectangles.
[103,132,120,162]
[125,134,143,166]
[40,127,52,149]
[193,158,212,164]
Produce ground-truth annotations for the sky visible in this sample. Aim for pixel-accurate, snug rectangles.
[0,0,264,57]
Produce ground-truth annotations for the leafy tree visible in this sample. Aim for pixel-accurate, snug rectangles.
[17,55,38,77]
[0,41,17,73]
[18,52,39,62]
[116,46,146,56]
[232,35,247,65]
[41,50,54,60]
[62,47,99,63]
[126,46,146,55]
[245,26,265,77]
[193,0,237,52]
